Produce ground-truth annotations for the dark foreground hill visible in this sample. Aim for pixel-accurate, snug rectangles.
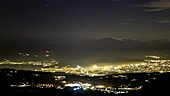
[128,72,170,96]
[0,68,170,96]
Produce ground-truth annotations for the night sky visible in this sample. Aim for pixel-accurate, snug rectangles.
[0,0,170,42]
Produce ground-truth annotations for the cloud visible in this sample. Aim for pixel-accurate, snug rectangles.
[111,36,125,41]
[143,8,167,12]
[158,20,170,23]
[111,0,123,1]
[137,0,170,12]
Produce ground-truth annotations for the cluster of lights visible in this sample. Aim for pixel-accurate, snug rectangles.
[63,82,142,94]
[0,59,58,67]
[145,55,161,59]
[40,57,170,76]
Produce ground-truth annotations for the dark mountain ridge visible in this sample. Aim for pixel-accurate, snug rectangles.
[0,38,170,53]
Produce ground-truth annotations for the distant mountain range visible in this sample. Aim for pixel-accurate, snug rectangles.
[0,37,170,66]
[70,38,170,51]
[0,38,170,53]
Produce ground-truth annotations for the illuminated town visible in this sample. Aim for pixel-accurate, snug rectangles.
[1,55,170,75]
[38,55,170,75]
[0,55,170,95]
